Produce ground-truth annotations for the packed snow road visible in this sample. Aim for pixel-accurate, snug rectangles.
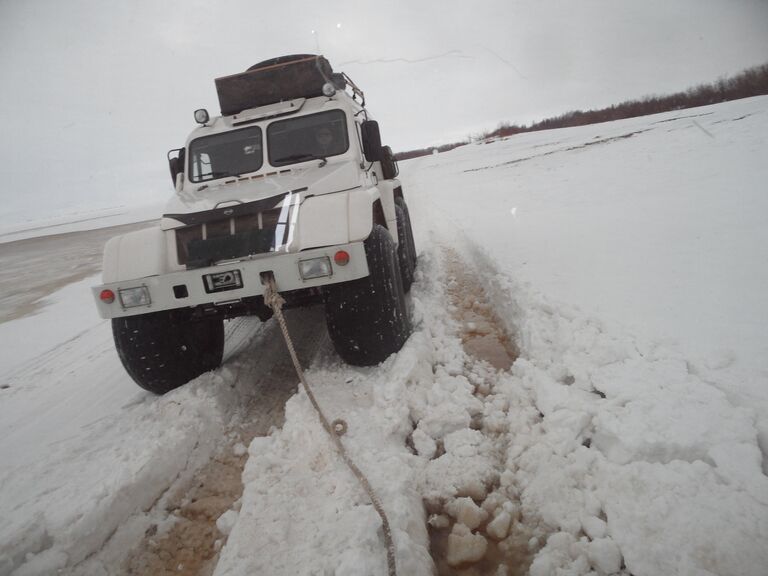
[1,96,767,576]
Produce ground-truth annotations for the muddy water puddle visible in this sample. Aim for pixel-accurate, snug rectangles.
[427,249,533,576]
[124,427,255,576]
[430,522,535,576]
[443,250,518,371]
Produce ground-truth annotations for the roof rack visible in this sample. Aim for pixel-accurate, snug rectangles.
[214,55,365,116]
[339,72,365,107]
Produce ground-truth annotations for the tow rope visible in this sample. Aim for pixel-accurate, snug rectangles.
[262,276,397,576]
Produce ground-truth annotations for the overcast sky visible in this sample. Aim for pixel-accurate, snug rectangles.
[1,0,767,225]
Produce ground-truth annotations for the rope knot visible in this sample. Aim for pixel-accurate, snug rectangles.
[262,275,286,311]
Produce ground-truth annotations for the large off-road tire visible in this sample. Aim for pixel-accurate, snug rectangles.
[323,224,411,365]
[395,197,416,270]
[395,204,415,293]
[112,311,224,394]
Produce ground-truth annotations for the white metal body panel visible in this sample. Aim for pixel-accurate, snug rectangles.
[377,179,400,242]
[296,186,382,248]
[347,187,379,242]
[102,227,168,283]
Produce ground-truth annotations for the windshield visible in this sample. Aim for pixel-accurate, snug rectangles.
[188,126,263,182]
[268,109,349,167]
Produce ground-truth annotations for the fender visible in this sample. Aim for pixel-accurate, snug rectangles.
[297,186,382,249]
[376,178,401,244]
[102,227,169,283]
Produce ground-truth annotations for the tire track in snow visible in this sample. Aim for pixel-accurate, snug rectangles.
[120,307,329,576]
[418,247,537,576]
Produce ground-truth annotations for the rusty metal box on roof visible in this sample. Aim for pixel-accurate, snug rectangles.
[215,55,334,116]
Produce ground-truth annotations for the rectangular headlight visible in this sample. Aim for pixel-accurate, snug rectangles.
[119,286,151,308]
[298,256,332,280]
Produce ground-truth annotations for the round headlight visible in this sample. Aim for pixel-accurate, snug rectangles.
[194,109,210,124]
[322,83,336,98]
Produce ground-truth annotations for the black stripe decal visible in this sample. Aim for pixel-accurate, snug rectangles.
[164,188,307,226]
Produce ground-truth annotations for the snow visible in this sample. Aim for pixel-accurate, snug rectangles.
[445,497,488,530]
[0,274,104,374]
[1,96,767,575]
[0,292,272,574]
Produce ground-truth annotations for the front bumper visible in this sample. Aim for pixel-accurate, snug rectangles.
[92,242,368,319]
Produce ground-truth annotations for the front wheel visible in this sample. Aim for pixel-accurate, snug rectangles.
[323,225,411,366]
[112,311,224,394]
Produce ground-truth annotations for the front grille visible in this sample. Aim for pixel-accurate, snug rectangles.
[176,206,291,268]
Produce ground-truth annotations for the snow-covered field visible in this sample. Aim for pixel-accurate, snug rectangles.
[1,96,766,576]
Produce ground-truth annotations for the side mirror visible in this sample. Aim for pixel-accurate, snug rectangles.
[361,120,382,162]
[167,148,185,186]
[380,145,399,180]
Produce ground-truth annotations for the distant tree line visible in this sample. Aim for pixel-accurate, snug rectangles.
[395,61,768,161]
[394,141,469,161]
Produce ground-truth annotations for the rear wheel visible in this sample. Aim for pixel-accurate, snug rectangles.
[112,311,224,394]
[395,204,415,292]
[323,224,411,365]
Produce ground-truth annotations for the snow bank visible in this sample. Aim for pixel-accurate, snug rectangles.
[401,97,768,575]
[213,334,435,576]
[0,274,268,576]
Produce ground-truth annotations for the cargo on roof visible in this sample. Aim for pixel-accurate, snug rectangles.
[215,54,334,116]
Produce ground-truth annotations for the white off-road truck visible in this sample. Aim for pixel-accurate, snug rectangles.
[92,55,416,394]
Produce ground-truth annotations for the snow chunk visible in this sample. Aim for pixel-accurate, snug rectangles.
[417,403,470,440]
[411,428,437,459]
[446,523,488,567]
[486,510,512,540]
[445,497,488,530]
[580,516,607,540]
[216,510,239,536]
[428,514,450,529]
[529,532,591,576]
[586,538,622,575]
[425,429,498,501]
